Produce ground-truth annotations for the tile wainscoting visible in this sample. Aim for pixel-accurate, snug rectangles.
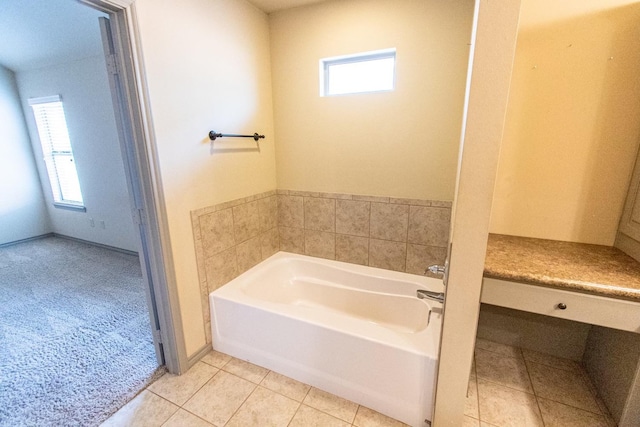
[276,189,450,274]
[191,190,279,344]
[192,189,451,344]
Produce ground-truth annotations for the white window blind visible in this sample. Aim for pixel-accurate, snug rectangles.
[29,95,84,208]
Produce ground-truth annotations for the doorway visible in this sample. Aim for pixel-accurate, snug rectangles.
[0,0,181,424]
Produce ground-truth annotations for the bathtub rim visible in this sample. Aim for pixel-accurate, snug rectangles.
[225,250,445,294]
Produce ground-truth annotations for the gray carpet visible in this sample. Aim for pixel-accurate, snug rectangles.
[0,236,164,426]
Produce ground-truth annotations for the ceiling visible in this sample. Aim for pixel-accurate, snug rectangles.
[0,0,107,72]
[247,0,326,13]
[0,0,325,73]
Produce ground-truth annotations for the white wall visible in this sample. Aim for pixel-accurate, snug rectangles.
[490,0,640,245]
[0,64,50,244]
[583,326,640,424]
[270,0,474,201]
[477,304,590,360]
[17,56,137,251]
[134,0,277,356]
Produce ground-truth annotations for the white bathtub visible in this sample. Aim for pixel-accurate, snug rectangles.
[210,252,443,426]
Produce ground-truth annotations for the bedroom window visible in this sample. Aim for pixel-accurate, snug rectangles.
[29,95,85,210]
[320,49,396,96]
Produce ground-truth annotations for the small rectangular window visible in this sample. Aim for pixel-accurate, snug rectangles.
[29,95,85,210]
[320,49,396,97]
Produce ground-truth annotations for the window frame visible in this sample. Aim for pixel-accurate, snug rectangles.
[320,48,397,97]
[28,95,86,212]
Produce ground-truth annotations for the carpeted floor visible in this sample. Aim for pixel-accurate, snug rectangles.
[0,236,164,427]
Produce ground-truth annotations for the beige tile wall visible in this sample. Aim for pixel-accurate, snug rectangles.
[277,189,451,275]
[192,190,279,344]
[193,189,451,344]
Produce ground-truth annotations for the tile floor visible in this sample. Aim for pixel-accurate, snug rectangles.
[101,339,617,427]
[465,338,617,427]
[101,350,409,427]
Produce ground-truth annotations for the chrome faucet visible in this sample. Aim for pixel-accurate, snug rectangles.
[425,264,445,276]
[417,289,445,303]
[425,261,449,287]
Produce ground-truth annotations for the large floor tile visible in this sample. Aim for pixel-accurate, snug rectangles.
[161,409,213,427]
[303,387,359,423]
[465,375,480,419]
[477,378,543,426]
[200,350,231,369]
[537,397,609,427]
[526,361,600,413]
[475,348,533,393]
[225,386,300,427]
[100,390,178,427]
[353,406,408,426]
[260,370,310,401]
[593,394,617,426]
[463,416,480,427]
[521,349,581,374]
[182,371,256,426]
[475,338,523,359]
[222,358,269,383]
[463,415,496,427]
[148,361,218,406]
[289,404,351,427]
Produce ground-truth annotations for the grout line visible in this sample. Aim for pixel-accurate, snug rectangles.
[520,346,546,426]
[475,343,524,360]
[175,367,220,409]
[473,353,482,423]
[289,403,357,427]
[222,382,259,426]
[146,389,175,405]
[134,349,406,427]
[301,384,312,402]
[332,198,336,234]
[524,359,606,417]
[144,389,180,425]
[178,404,217,426]
[302,196,307,230]
[286,399,304,427]
[301,387,360,424]
[535,395,608,418]
[474,374,536,396]
[228,363,308,404]
[479,340,612,421]
[405,205,410,245]
[221,362,269,385]
[353,404,361,426]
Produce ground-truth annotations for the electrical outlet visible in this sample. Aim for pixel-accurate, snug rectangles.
[89,218,95,227]
[100,220,105,229]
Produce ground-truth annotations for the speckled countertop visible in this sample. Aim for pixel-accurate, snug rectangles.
[484,234,640,302]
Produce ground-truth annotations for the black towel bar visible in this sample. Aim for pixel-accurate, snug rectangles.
[209,131,265,142]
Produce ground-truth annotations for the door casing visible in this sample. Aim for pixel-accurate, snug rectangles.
[79,0,188,375]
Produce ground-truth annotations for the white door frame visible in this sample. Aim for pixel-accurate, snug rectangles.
[432,0,521,425]
[79,0,189,374]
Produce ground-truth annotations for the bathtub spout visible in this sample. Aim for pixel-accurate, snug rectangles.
[417,289,445,303]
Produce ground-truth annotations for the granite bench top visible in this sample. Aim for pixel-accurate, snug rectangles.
[484,234,640,302]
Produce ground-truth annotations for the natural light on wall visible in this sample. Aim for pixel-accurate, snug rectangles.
[29,95,85,210]
[320,49,396,96]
